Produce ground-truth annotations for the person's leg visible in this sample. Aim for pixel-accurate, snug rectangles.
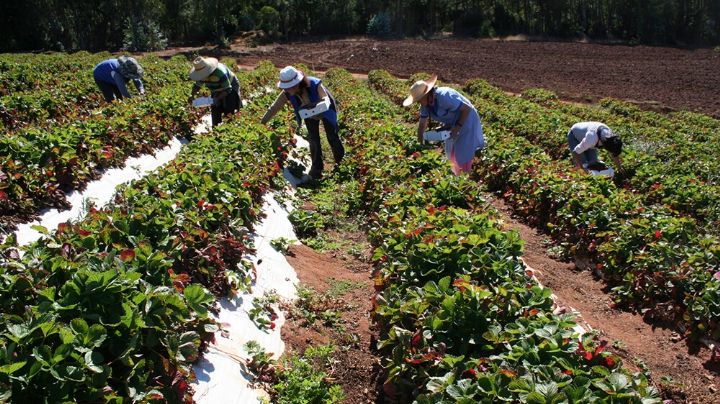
[584,148,599,164]
[95,79,116,102]
[113,85,124,100]
[211,105,222,127]
[567,131,589,165]
[305,119,323,179]
[322,118,345,164]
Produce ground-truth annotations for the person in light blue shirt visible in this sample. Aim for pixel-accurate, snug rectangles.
[404,75,485,175]
[93,56,145,103]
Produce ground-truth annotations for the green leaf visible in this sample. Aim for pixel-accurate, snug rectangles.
[0,361,26,374]
[184,284,212,316]
[30,225,48,235]
[607,373,629,391]
[84,351,105,373]
[525,391,547,404]
[70,318,89,336]
[87,324,107,347]
[446,384,464,399]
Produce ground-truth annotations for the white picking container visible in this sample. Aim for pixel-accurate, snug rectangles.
[423,130,451,142]
[298,97,331,119]
[589,168,615,178]
[583,162,614,178]
[192,97,214,108]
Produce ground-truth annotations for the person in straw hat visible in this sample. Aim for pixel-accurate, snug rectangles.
[261,66,344,181]
[403,75,485,175]
[567,121,623,172]
[188,56,242,127]
[92,56,145,103]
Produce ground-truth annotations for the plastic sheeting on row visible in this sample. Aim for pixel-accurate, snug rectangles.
[192,193,300,403]
[192,129,317,402]
[11,114,212,247]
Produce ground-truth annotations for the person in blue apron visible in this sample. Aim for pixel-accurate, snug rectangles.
[92,56,145,102]
[403,75,485,175]
[261,66,344,180]
[568,122,623,172]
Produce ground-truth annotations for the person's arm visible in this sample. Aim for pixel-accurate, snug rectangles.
[417,117,429,144]
[571,152,584,169]
[189,83,202,103]
[317,84,328,100]
[570,131,597,169]
[451,104,470,139]
[261,92,289,124]
[133,79,145,95]
[611,154,623,171]
[112,71,132,98]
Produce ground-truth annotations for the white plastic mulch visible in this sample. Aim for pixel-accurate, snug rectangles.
[192,133,311,403]
[11,114,212,247]
[191,193,299,403]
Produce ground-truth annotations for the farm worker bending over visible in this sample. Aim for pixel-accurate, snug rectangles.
[188,57,242,127]
[93,56,145,103]
[568,122,623,172]
[403,75,485,175]
[261,66,345,180]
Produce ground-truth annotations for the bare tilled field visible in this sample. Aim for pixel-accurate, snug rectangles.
[165,37,720,116]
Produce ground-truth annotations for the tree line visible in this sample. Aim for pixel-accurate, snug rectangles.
[1,0,718,52]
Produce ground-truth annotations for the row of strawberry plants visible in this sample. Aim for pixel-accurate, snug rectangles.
[319,68,659,402]
[0,57,277,234]
[0,81,200,232]
[368,69,720,227]
[0,73,293,401]
[522,89,720,225]
[462,79,720,227]
[474,129,720,340]
[0,54,194,132]
[367,69,720,343]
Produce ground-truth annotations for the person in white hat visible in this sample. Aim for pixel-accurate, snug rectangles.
[188,57,242,127]
[567,122,623,172]
[404,75,485,175]
[261,66,344,180]
[92,56,145,102]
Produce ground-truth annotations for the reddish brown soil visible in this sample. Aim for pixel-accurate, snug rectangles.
[161,36,720,117]
[283,243,382,403]
[488,194,720,403]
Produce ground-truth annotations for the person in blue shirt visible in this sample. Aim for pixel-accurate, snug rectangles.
[261,66,344,180]
[404,75,485,175]
[92,56,145,103]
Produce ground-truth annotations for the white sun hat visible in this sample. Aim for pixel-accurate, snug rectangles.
[277,66,304,89]
[403,75,438,107]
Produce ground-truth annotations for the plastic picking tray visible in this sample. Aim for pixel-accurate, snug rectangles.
[298,97,331,119]
[423,130,451,142]
[192,97,213,108]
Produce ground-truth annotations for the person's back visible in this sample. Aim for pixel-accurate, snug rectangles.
[93,59,120,83]
[569,122,605,142]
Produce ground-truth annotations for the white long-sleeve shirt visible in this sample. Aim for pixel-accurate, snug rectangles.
[569,121,610,154]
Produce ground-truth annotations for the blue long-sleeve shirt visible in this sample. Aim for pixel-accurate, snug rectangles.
[93,59,144,98]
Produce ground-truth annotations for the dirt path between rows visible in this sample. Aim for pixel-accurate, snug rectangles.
[157,36,720,117]
[487,194,720,403]
[283,243,382,403]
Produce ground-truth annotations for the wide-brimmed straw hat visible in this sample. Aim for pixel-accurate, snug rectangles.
[403,75,438,107]
[117,56,144,80]
[277,66,304,89]
[189,57,219,81]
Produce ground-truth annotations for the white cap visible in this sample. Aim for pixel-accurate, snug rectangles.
[277,66,304,89]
